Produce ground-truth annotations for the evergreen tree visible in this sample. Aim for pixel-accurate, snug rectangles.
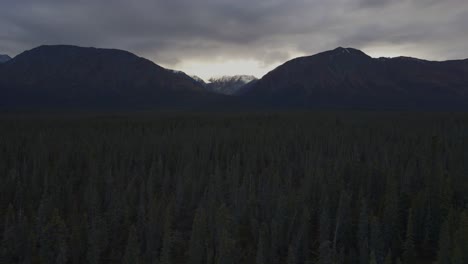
[370,216,384,264]
[452,245,463,264]
[437,217,451,264]
[452,210,468,264]
[160,204,174,264]
[255,223,268,264]
[124,225,141,264]
[403,210,416,264]
[188,205,207,264]
[215,204,236,264]
[384,249,392,264]
[318,240,332,264]
[287,245,298,264]
[39,209,68,264]
[358,199,369,264]
[86,214,105,264]
[370,251,378,264]
[332,191,350,252]
[383,177,399,251]
[319,206,332,264]
[1,204,26,263]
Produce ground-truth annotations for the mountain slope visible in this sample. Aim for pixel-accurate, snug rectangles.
[191,75,207,86]
[0,45,217,110]
[206,75,257,95]
[243,47,468,110]
[0,54,11,63]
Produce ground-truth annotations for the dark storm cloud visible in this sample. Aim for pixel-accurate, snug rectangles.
[1,0,467,72]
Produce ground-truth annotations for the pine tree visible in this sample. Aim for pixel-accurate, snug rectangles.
[383,177,399,251]
[402,209,416,264]
[287,245,297,264]
[370,216,384,264]
[318,240,332,264]
[358,200,369,264]
[146,198,162,263]
[39,209,68,264]
[452,245,463,264]
[422,204,435,254]
[384,249,392,264]
[452,210,468,264]
[215,204,236,264]
[437,217,451,264]
[332,191,350,252]
[294,207,311,264]
[255,223,268,264]
[86,214,105,264]
[124,225,141,264]
[1,205,15,261]
[319,206,332,264]
[370,251,378,264]
[160,204,173,264]
[188,205,207,264]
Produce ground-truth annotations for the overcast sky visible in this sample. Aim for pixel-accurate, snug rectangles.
[1,0,467,80]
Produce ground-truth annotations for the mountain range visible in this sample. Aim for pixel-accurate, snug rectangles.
[1,45,467,111]
[196,75,258,95]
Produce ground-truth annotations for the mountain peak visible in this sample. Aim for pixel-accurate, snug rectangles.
[208,75,257,84]
[329,47,370,57]
[205,75,258,95]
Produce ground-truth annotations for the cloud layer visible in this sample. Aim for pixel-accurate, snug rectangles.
[1,0,467,78]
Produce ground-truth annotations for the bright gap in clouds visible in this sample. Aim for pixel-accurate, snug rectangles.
[162,44,452,83]
[168,59,280,82]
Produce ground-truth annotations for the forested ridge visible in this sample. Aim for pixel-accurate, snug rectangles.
[1,113,467,263]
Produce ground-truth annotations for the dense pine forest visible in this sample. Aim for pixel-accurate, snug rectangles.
[1,112,467,264]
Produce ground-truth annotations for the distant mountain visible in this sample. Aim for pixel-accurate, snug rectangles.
[243,47,468,110]
[0,45,225,110]
[0,54,11,63]
[206,75,257,95]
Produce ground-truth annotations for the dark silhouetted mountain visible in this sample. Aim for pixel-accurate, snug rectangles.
[206,75,257,95]
[0,54,11,63]
[243,47,468,110]
[234,79,259,96]
[0,45,226,110]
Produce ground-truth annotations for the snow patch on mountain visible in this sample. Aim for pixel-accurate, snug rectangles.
[205,75,258,95]
[208,75,257,84]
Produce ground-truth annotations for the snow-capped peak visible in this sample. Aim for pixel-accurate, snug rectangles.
[208,75,257,84]
[204,75,258,95]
